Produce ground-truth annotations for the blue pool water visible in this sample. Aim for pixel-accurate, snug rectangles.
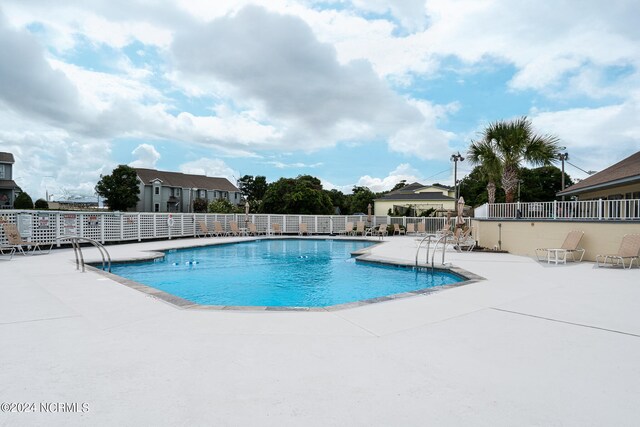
[109,239,463,307]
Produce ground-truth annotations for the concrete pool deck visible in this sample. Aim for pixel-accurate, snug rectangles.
[1,235,639,426]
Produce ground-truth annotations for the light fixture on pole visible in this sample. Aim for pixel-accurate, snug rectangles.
[556,148,569,201]
[450,152,464,200]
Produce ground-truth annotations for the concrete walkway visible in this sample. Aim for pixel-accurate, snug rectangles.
[1,236,639,426]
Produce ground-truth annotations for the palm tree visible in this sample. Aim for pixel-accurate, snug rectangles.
[467,140,502,204]
[468,117,560,203]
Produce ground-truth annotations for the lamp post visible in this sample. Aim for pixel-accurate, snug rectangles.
[450,152,464,200]
[557,149,569,200]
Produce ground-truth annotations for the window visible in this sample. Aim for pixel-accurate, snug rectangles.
[200,190,205,198]
[235,192,238,200]
[0,164,4,179]
[175,188,180,196]
[154,203,160,212]
[154,186,160,195]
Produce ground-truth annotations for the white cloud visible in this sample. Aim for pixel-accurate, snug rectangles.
[179,158,239,183]
[129,144,161,168]
[355,163,423,193]
[531,102,640,179]
[267,161,323,169]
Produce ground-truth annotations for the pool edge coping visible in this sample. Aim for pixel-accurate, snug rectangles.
[87,237,486,312]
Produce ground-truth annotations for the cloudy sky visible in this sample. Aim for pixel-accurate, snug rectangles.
[1,0,639,200]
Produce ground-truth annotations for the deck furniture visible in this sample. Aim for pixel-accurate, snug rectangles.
[1,223,53,255]
[596,234,640,269]
[535,230,585,264]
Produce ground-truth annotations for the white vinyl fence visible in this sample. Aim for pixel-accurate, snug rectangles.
[0,210,471,246]
[475,199,640,220]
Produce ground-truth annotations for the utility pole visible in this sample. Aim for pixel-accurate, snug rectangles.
[450,152,464,200]
[557,151,569,201]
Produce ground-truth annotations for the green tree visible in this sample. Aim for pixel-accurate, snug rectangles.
[349,186,376,214]
[34,198,49,209]
[468,117,560,203]
[389,180,407,192]
[518,166,573,202]
[193,198,208,213]
[326,189,348,214]
[262,175,333,214]
[14,192,34,209]
[95,165,140,211]
[207,198,238,213]
[237,175,268,211]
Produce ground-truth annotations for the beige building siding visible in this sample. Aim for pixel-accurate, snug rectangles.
[472,219,640,262]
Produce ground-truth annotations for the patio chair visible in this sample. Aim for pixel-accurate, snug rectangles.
[535,230,585,264]
[270,223,283,235]
[1,223,53,255]
[299,223,310,236]
[375,223,388,238]
[197,221,214,238]
[247,222,263,236]
[229,221,241,236]
[212,221,227,237]
[339,222,353,236]
[393,224,405,236]
[416,222,426,236]
[353,221,365,236]
[0,244,15,260]
[452,227,476,252]
[405,223,416,235]
[596,234,640,269]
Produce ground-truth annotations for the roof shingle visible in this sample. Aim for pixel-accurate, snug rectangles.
[558,150,640,196]
[134,168,239,192]
[0,152,15,163]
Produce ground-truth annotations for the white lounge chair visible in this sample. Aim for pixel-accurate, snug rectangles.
[596,234,640,269]
[535,230,585,264]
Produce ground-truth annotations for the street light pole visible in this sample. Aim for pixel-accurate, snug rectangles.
[557,151,569,201]
[450,152,464,200]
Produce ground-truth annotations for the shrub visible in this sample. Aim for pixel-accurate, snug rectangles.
[14,192,34,209]
[34,198,49,209]
[207,198,237,213]
[193,198,208,213]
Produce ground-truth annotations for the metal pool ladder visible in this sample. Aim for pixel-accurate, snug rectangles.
[60,236,112,272]
[415,233,451,272]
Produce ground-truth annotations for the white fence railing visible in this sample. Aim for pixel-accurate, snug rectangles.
[0,210,471,246]
[475,199,640,220]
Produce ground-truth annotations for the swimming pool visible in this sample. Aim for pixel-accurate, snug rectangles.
[109,239,464,308]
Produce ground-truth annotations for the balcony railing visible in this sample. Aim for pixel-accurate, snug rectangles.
[475,199,640,220]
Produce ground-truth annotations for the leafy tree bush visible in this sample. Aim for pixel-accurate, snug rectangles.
[349,186,376,215]
[193,198,208,213]
[95,165,140,211]
[208,198,238,213]
[262,175,333,214]
[34,198,49,209]
[237,175,268,211]
[14,192,34,209]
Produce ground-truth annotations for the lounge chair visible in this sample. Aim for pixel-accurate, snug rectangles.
[405,223,416,235]
[229,221,241,236]
[353,221,365,236]
[247,223,262,236]
[0,244,15,260]
[416,222,426,236]
[535,230,585,264]
[212,221,227,237]
[2,223,53,255]
[375,223,388,238]
[197,221,214,238]
[596,234,640,269]
[452,227,476,252]
[393,224,405,236]
[270,223,283,235]
[338,222,353,236]
[299,223,310,236]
